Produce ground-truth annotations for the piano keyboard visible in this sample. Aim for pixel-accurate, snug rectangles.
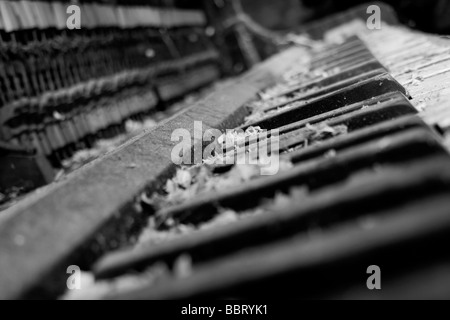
[89,35,450,300]
[0,0,220,168]
[0,3,449,300]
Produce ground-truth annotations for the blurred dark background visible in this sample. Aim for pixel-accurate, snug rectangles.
[240,0,450,34]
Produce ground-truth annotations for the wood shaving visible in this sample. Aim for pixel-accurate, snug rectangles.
[305,123,348,142]
[173,254,193,279]
[268,188,308,212]
[62,263,171,300]
[145,157,294,214]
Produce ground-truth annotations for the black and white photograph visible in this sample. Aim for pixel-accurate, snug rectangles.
[0,0,450,303]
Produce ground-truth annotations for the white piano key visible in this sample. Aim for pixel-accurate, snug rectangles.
[0,1,21,32]
[51,1,67,30]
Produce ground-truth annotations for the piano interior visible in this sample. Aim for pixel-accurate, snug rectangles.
[0,0,450,301]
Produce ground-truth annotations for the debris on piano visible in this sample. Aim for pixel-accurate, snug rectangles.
[0,0,450,301]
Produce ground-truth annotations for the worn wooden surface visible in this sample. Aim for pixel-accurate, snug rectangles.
[322,21,450,147]
[0,47,309,299]
[1,9,449,299]
[106,188,450,299]
[93,154,450,282]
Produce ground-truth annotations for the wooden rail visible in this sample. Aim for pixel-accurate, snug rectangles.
[0,47,307,299]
